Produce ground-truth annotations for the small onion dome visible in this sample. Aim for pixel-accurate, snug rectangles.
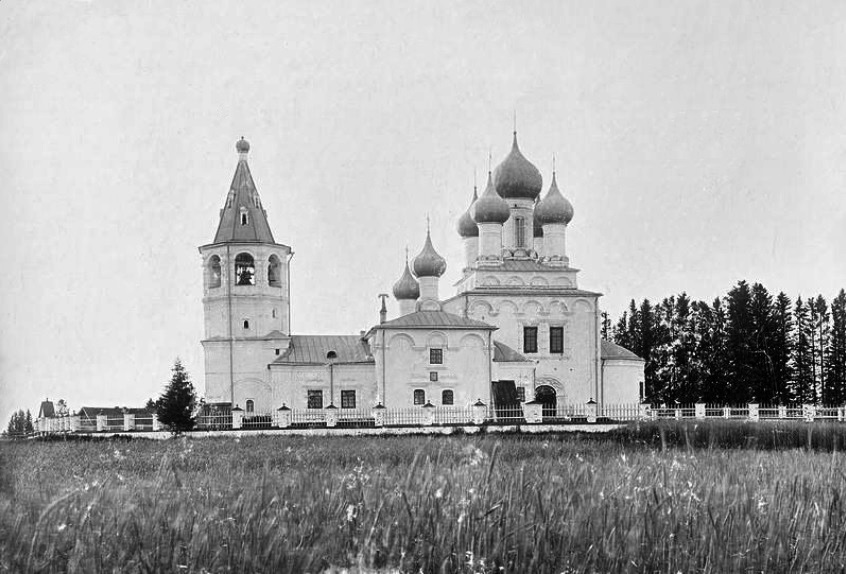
[535,172,574,225]
[457,186,479,238]
[412,230,447,278]
[236,137,250,154]
[493,132,543,200]
[471,172,510,224]
[392,260,420,300]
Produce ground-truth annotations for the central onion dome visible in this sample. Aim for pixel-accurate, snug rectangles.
[236,137,250,154]
[392,259,420,300]
[471,172,510,224]
[457,186,479,238]
[535,172,574,225]
[493,133,543,200]
[412,230,447,278]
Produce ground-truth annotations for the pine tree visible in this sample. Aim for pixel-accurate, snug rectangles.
[24,410,33,434]
[600,311,611,340]
[812,295,832,403]
[156,358,197,434]
[826,289,846,404]
[748,283,776,403]
[771,292,794,404]
[726,281,755,403]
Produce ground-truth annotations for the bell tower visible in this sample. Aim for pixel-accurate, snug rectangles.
[199,138,292,405]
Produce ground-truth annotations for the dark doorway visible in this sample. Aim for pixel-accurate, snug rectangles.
[535,385,557,419]
[491,380,523,421]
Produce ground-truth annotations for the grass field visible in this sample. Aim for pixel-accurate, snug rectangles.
[4,422,846,573]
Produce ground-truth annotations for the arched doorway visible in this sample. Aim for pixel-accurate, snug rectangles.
[535,385,557,419]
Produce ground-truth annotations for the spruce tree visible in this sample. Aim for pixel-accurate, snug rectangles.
[771,292,794,404]
[792,297,815,403]
[827,289,846,404]
[156,359,197,434]
[726,281,754,403]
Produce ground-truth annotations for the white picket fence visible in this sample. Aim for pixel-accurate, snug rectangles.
[31,402,846,435]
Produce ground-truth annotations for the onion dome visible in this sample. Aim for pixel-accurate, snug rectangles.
[493,132,543,200]
[457,186,479,238]
[471,172,510,224]
[535,172,574,225]
[412,230,447,278]
[392,259,420,300]
[236,137,250,154]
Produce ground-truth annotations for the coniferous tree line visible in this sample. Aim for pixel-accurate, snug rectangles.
[612,281,846,405]
[3,410,34,437]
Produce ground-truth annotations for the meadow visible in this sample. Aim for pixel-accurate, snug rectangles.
[4,422,846,573]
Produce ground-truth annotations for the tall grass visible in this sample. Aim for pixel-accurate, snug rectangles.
[3,426,846,572]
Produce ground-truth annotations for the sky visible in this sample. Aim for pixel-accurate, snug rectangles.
[1,0,845,424]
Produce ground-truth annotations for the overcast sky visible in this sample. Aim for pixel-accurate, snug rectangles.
[1,0,844,423]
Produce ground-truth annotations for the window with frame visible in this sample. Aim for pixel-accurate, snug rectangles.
[234,253,255,285]
[429,371,438,382]
[515,216,525,247]
[245,399,254,413]
[413,389,425,405]
[307,390,323,409]
[341,390,356,409]
[550,327,564,354]
[442,390,454,405]
[429,348,443,365]
[523,327,538,353]
[516,387,526,402]
[240,208,249,226]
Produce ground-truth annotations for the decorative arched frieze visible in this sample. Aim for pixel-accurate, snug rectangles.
[497,300,519,315]
[482,276,501,286]
[530,276,549,287]
[426,331,448,348]
[506,276,525,286]
[387,332,416,349]
[548,300,569,316]
[572,299,593,313]
[458,333,486,348]
[521,300,545,316]
[553,276,573,287]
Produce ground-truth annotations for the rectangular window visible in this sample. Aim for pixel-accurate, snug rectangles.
[307,390,323,409]
[442,390,454,405]
[550,327,564,354]
[429,371,438,382]
[413,389,425,405]
[429,348,443,364]
[523,327,538,353]
[341,390,356,409]
[516,387,526,402]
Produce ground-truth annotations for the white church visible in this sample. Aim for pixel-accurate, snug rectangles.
[199,135,643,416]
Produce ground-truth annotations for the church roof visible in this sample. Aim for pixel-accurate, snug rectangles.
[38,400,55,419]
[212,138,276,245]
[601,340,644,362]
[493,341,529,362]
[375,311,496,330]
[272,335,374,365]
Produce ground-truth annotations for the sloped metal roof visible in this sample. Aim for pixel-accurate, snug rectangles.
[601,340,644,361]
[493,341,529,363]
[212,154,276,244]
[375,311,496,330]
[272,335,374,365]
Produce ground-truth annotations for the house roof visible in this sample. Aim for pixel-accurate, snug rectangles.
[77,406,154,418]
[493,341,529,363]
[272,335,374,366]
[601,340,644,362]
[211,142,276,244]
[374,311,496,330]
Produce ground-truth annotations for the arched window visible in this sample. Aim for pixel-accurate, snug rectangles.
[245,399,254,413]
[243,320,250,330]
[272,308,277,319]
[240,208,249,226]
[413,389,425,405]
[515,216,525,247]
[442,390,454,405]
[208,255,221,288]
[235,253,255,285]
[268,255,282,287]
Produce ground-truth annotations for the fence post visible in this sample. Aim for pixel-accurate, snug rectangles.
[372,403,386,427]
[523,400,542,424]
[422,401,436,426]
[840,406,845,422]
[152,414,160,431]
[638,403,650,420]
[803,404,815,422]
[674,406,681,420]
[472,400,487,425]
[748,403,759,422]
[778,405,787,420]
[695,403,706,420]
[123,413,135,431]
[277,404,292,428]
[325,404,338,428]
[231,405,244,429]
[586,398,597,423]
[722,406,731,419]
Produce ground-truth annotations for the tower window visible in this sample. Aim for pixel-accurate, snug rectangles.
[523,327,538,353]
[272,308,277,319]
[243,320,250,330]
[275,348,280,356]
[341,390,356,409]
[413,389,425,405]
[234,253,255,285]
[245,399,254,413]
[550,327,564,354]
[307,390,323,409]
[429,348,443,365]
[442,390,454,405]
[429,372,438,382]
[268,255,282,287]
[208,255,221,289]
[240,208,249,226]
[515,216,525,247]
